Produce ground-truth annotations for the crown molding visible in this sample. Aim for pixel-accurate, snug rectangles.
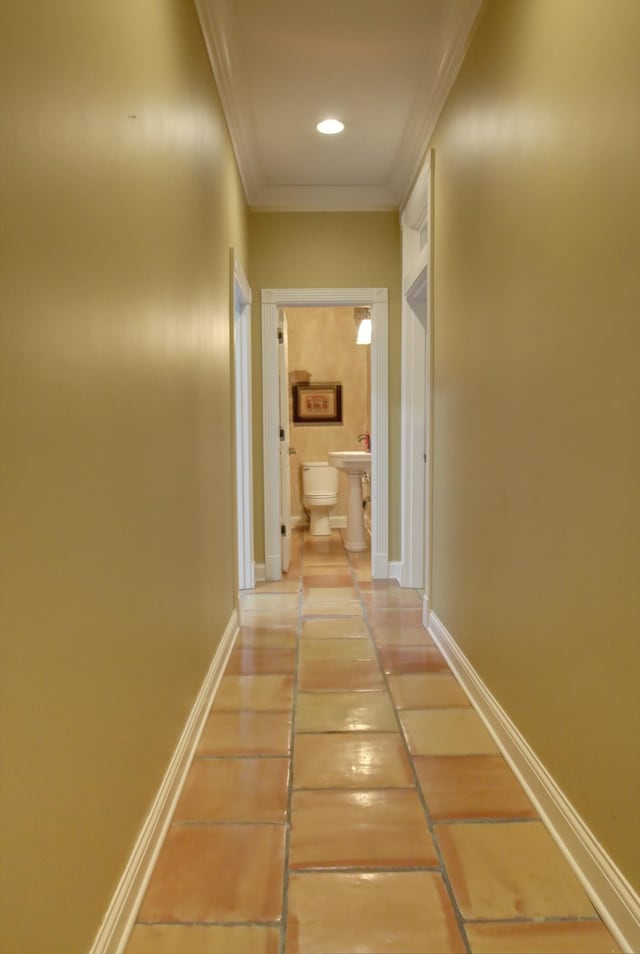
[250,183,398,213]
[194,0,261,203]
[393,0,485,209]
[195,0,484,212]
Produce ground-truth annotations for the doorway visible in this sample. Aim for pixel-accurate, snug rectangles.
[261,287,389,581]
[283,305,371,538]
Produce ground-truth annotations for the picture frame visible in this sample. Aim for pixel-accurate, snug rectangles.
[292,382,343,425]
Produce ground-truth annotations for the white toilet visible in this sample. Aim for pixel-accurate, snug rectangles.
[302,461,338,536]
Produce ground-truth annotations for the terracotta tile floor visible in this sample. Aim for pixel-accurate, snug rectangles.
[126,530,621,954]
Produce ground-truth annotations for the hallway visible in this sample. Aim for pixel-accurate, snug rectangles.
[125,530,620,954]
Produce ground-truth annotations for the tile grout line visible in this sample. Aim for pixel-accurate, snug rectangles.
[295,535,476,952]
[359,586,475,954]
[278,530,304,954]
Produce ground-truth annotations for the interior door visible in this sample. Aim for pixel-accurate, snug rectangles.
[278,311,291,573]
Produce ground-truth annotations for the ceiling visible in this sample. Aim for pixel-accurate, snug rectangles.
[196,0,483,211]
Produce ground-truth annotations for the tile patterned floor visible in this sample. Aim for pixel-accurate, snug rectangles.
[125,530,621,954]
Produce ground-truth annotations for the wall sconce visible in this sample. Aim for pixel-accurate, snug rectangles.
[354,306,372,345]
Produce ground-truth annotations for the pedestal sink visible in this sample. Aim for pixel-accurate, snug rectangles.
[328,451,372,552]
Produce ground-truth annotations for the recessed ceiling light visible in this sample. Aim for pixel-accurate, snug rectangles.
[316,118,344,135]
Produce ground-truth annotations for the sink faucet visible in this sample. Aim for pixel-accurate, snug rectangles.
[357,433,371,452]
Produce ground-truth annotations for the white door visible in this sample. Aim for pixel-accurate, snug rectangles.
[278,311,291,573]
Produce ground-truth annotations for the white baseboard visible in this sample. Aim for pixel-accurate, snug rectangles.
[372,552,389,580]
[265,553,281,581]
[388,561,402,584]
[428,610,640,954]
[89,611,239,954]
[254,562,266,583]
[422,594,429,628]
[290,514,347,529]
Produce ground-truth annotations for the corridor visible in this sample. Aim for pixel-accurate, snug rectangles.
[125,530,619,954]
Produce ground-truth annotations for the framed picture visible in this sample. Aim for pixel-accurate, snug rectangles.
[292,383,343,425]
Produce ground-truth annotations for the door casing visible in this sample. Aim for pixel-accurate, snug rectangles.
[233,250,255,590]
[261,287,389,580]
[400,150,433,614]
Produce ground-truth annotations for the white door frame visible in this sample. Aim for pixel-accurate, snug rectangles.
[400,151,433,614]
[262,287,389,581]
[233,250,255,590]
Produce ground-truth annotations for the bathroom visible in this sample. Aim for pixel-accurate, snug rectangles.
[285,306,371,535]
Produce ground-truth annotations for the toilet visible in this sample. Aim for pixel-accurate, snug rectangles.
[302,461,338,536]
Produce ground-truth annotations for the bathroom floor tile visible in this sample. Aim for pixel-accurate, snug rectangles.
[293,732,413,788]
[298,658,384,691]
[370,622,435,646]
[196,712,291,756]
[286,871,466,953]
[137,824,285,924]
[212,675,294,712]
[125,925,281,954]
[301,617,369,638]
[378,645,449,674]
[173,758,289,823]
[295,691,397,732]
[352,566,373,581]
[302,599,363,617]
[302,571,354,587]
[436,821,596,920]
[414,755,537,820]
[465,920,621,954]
[234,626,297,649]
[303,547,350,566]
[304,586,359,601]
[388,673,470,709]
[347,548,371,569]
[400,708,499,756]
[289,789,438,869]
[225,648,296,675]
[299,637,375,662]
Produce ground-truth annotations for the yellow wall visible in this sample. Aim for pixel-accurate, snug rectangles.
[249,212,402,562]
[0,2,248,951]
[429,0,640,888]
[286,307,370,522]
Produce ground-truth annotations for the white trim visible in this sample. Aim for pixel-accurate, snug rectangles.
[290,515,348,530]
[194,0,482,211]
[254,563,266,583]
[233,250,254,591]
[428,610,640,954]
[89,612,239,954]
[400,151,433,592]
[394,0,484,210]
[388,561,403,584]
[250,183,398,212]
[193,0,259,202]
[262,288,389,581]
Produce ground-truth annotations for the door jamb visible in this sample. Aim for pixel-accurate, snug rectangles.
[232,250,255,590]
[400,151,433,612]
[261,287,389,581]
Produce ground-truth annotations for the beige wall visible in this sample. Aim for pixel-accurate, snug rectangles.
[429,0,640,889]
[286,307,370,522]
[0,2,248,951]
[249,212,402,561]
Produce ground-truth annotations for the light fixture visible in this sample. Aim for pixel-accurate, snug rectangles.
[354,306,372,345]
[316,118,344,135]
